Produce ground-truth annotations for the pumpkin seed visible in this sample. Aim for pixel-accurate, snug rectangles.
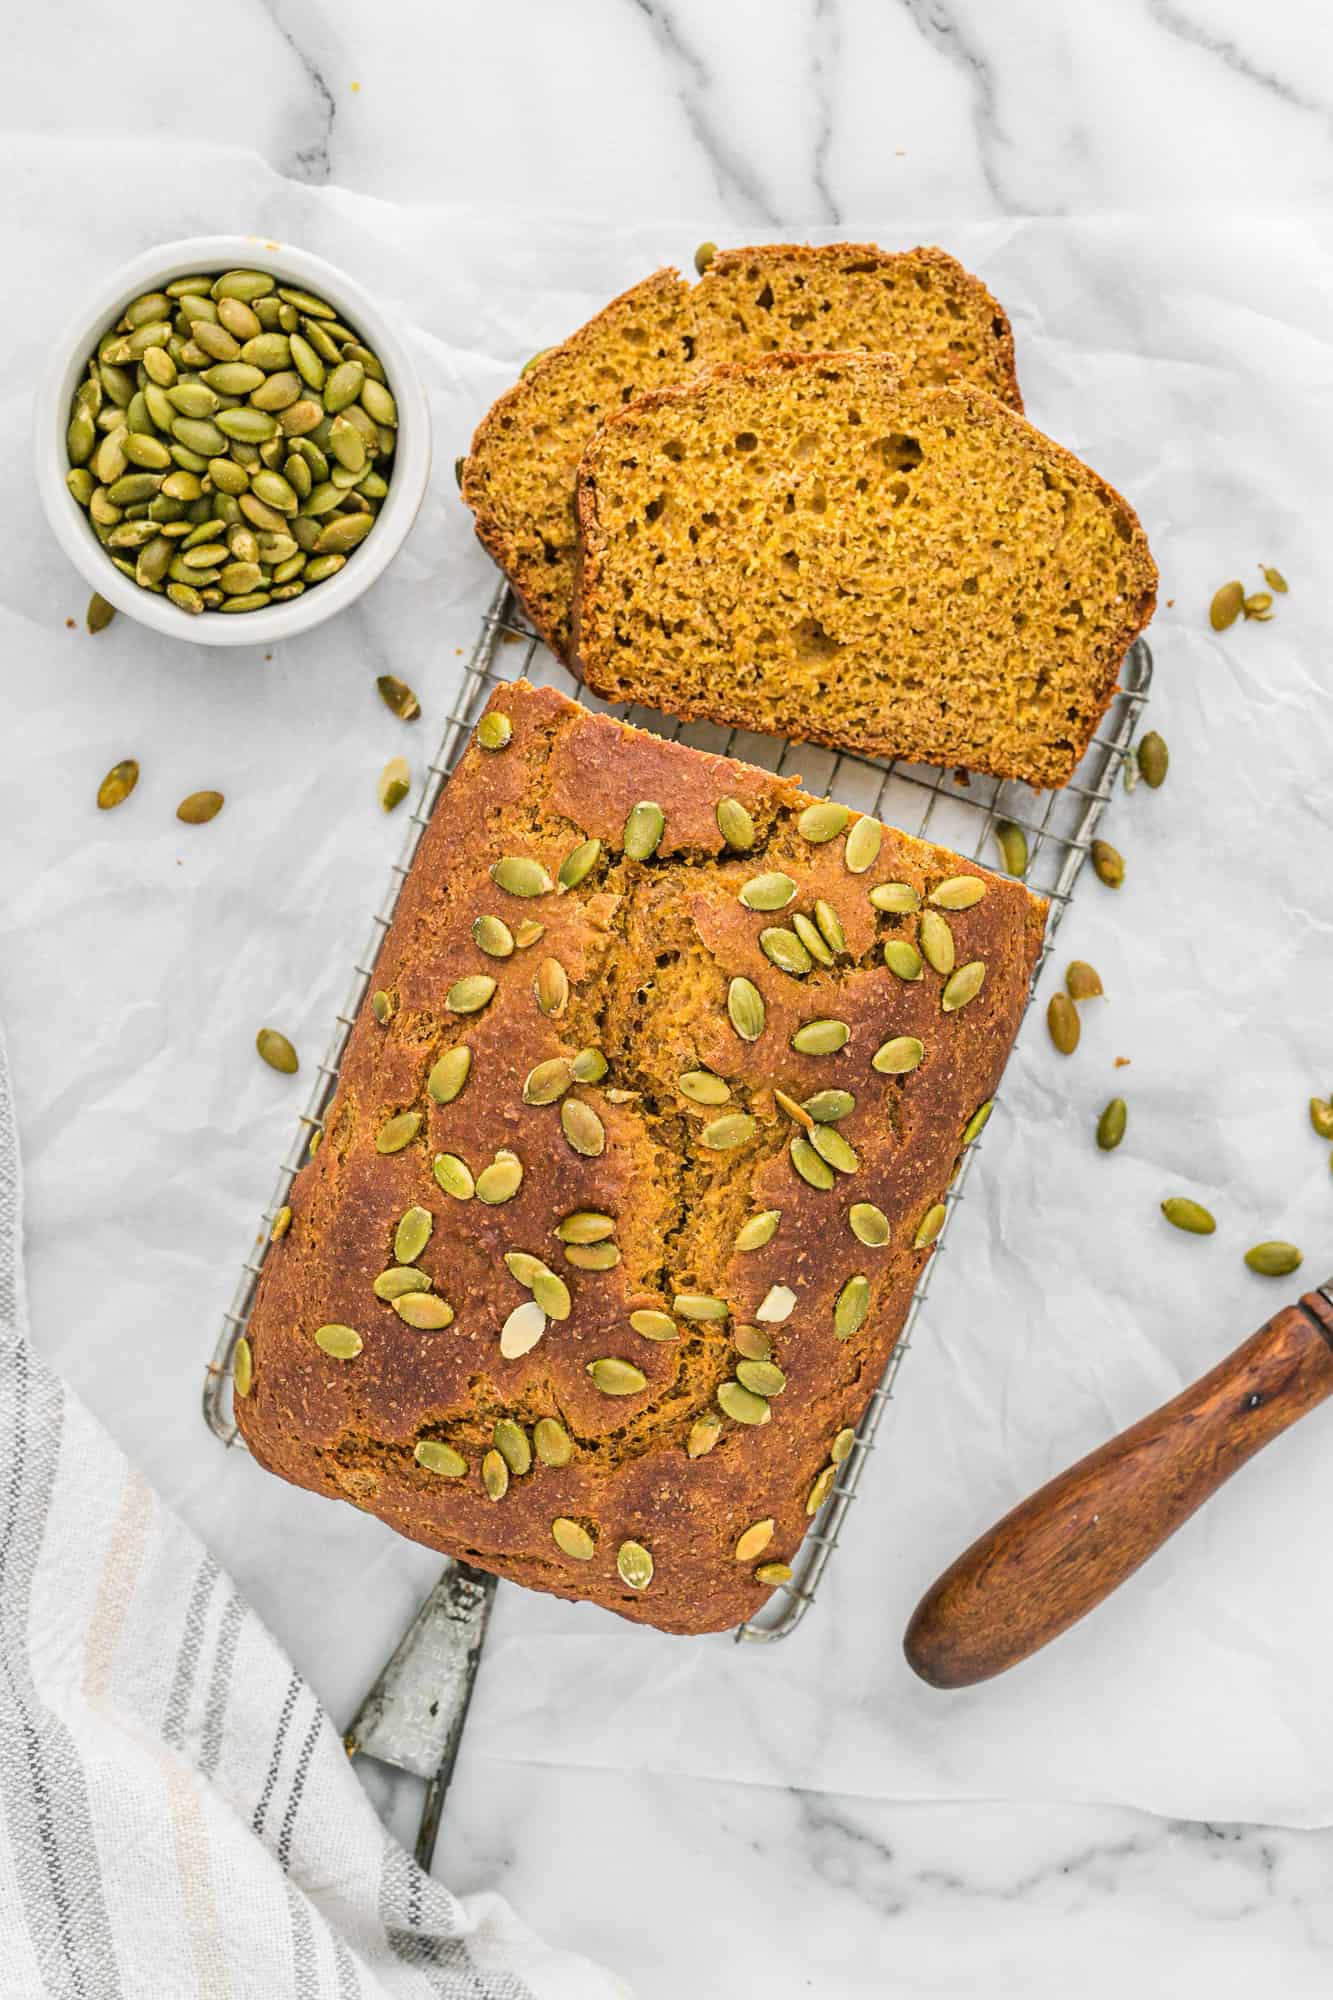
[700,1113,758,1150]
[394,1205,433,1263]
[1210,580,1245,630]
[756,1285,797,1322]
[433,1153,475,1200]
[233,1337,254,1398]
[533,1418,573,1466]
[472,914,514,958]
[695,241,718,274]
[834,1274,870,1340]
[792,913,834,968]
[735,1210,781,1252]
[806,1465,836,1516]
[849,1201,890,1247]
[734,1519,774,1562]
[803,1089,854,1122]
[476,1150,524,1204]
[1243,591,1273,620]
[97,757,139,808]
[942,961,986,1012]
[256,1027,298,1074]
[1047,992,1080,1054]
[930,876,986,910]
[739,872,797,911]
[1311,1098,1333,1140]
[679,1070,731,1106]
[993,822,1029,878]
[446,974,496,1015]
[557,1210,617,1244]
[1096,1098,1127,1151]
[415,1440,466,1478]
[1161,1197,1216,1235]
[561,1099,605,1157]
[314,1323,362,1359]
[523,1057,572,1106]
[500,1300,546,1357]
[919,910,955,975]
[791,1018,849,1056]
[961,1100,994,1145]
[791,1136,835,1190]
[513,918,546,950]
[1066,961,1104,1001]
[914,1202,947,1247]
[377,1111,421,1154]
[535,958,569,1016]
[728,977,766,1041]
[716,797,756,850]
[176,789,224,824]
[755,1561,793,1585]
[377,673,420,720]
[270,1205,292,1241]
[717,1380,770,1426]
[797,801,850,843]
[1137,731,1169,788]
[1261,565,1288,594]
[674,1294,729,1320]
[884,939,923,981]
[378,756,410,811]
[732,1326,773,1363]
[552,1517,596,1560]
[1091,840,1124,888]
[813,900,846,955]
[373,1267,431,1301]
[810,1124,858,1174]
[491,855,553,897]
[872,1036,924,1075]
[571,1047,608,1083]
[617,1540,654,1590]
[505,1255,570,1321]
[482,1450,509,1501]
[427,1045,472,1104]
[774,1088,814,1132]
[687,1411,723,1457]
[565,1242,621,1271]
[394,1292,454,1329]
[630,1309,679,1342]
[587,1358,647,1395]
[624,800,665,860]
[843,816,882,874]
[736,1359,786,1398]
[558,837,601,890]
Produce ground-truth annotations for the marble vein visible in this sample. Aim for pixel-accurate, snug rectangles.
[626,0,783,226]
[897,0,1052,216]
[257,0,338,184]
[1147,0,1333,134]
[809,0,842,227]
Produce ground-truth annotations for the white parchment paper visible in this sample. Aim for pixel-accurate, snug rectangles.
[6,139,1333,1825]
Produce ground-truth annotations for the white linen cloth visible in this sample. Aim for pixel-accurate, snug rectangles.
[6,137,1333,1827]
[0,1015,626,1996]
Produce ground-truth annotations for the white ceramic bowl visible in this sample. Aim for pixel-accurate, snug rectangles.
[34,234,431,647]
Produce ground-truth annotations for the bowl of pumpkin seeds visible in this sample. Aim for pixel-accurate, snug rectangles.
[36,236,431,644]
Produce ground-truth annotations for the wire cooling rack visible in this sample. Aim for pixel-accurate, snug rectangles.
[205,580,1153,1651]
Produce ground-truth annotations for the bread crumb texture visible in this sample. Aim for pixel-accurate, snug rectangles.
[462,244,1021,660]
[239,681,1046,1635]
[574,353,1157,790]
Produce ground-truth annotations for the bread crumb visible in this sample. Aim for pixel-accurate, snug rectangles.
[1114,1056,1131,1067]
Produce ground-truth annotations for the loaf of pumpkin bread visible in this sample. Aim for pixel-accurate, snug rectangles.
[238,680,1046,1635]
[573,352,1157,791]
[461,243,1021,662]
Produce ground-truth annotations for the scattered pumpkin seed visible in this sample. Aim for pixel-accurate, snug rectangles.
[1261,565,1288,594]
[571,1046,608,1083]
[872,1036,924,1075]
[756,1285,797,1323]
[1311,1098,1333,1140]
[791,1018,849,1055]
[475,1150,524,1204]
[961,1099,994,1145]
[558,838,601,891]
[630,1309,679,1342]
[884,939,923,981]
[535,957,569,1016]
[477,710,512,751]
[914,1202,947,1247]
[393,1292,454,1329]
[734,1519,775,1562]
[1090,840,1124,889]
[482,1450,509,1501]
[513,918,546,950]
[849,1203,890,1247]
[869,882,920,913]
[791,1136,835,1190]
[797,801,849,843]
[373,1267,431,1301]
[740,871,797,911]
[831,1427,856,1464]
[809,1124,858,1174]
[1243,592,1273,620]
[314,1323,362,1359]
[687,1411,724,1457]
[1137,731,1169,789]
[415,1439,466,1478]
[792,913,834,968]
[256,1027,298,1074]
[992,821,1029,878]
[700,1112,758,1150]
[843,816,882,874]
[433,1153,475,1201]
[1210,580,1245,630]
[87,592,116,634]
[565,1242,621,1271]
[1096,1098,1127,1151]
[717,1380,771,1426]
[557,1210,617,1244]
[736,1359,786,1398]
[674,1294,729,1320]
[1047,992,1080,1055]
[728,977,766,1042]
[806,1465,836,1516]
[735,1210,781,1252]
[1066,961,1104,1001]
[446,974,497,1015]
[499,1299,546,1358]
[623,800,665,860]
[919,910,956,976]
[378,756,410,811]
[97,758,139,810]
[679,1070,731,1106]
[1161,1197,1216,1235]
[371,990,394,1024]
[587,1357,648,1395]
[376,1111,422,1153]
[755,1561,793,1586]
[270,1205,292,1241]
[733,1324,773,1360]
[941,962,986,1012]
[233,1337,253,1397]
[803,1089,854,1122]
[930,876,987,910]
[394,1205,433,1264]
[427,1045,472,1104]
[561,1099,606,1157]
[774,1088,814,1132]
[472,914,514,958]
[491,855,553,897]
[833,1274,870,1340]
[552,1517,595,1560]
[716,796,756,850]
[533,1417,573,1466]
[616,1541,654,1590]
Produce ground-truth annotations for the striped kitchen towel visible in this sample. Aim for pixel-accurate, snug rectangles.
[0,1020,627,2000]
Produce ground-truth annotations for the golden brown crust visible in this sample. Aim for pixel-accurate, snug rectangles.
[572,352,1157,791]
[461,244,1022,661]
[238,681,1046,1635]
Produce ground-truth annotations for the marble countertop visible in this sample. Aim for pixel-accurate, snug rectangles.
[9,3,1333,1994]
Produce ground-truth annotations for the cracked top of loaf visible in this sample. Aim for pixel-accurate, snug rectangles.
[238,680,1046,1635]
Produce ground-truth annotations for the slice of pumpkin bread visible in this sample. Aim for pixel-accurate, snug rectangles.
[461,244,1020,661]
[573,353,1157,790]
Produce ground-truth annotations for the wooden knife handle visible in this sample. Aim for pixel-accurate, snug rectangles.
[904,1291,1333,1689]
